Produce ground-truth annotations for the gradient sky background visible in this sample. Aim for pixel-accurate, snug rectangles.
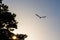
[3,0,60,40]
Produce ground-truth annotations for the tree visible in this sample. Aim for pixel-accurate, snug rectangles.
[0,0,17,30]
[0,0,27,40]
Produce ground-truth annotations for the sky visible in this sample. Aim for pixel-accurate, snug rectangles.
[3,0,60,40]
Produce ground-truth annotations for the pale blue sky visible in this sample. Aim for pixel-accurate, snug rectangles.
[3,0,60,40]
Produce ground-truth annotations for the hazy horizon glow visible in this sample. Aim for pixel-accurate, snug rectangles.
[3,0,60,40]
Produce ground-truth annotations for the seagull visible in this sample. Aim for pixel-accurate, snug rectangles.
[35,14,46,19]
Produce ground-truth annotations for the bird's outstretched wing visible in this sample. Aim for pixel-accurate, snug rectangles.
[41,16,46,18]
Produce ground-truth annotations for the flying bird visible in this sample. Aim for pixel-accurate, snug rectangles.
[35,14,46,19]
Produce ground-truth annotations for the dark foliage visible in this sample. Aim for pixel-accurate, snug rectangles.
[0,0,27,40]
[0,1,17,29]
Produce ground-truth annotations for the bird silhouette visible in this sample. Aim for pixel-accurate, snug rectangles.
[35,14,46,19]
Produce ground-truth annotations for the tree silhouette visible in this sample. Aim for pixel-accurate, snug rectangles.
[0,0,17,30]
[0,0,27,40]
